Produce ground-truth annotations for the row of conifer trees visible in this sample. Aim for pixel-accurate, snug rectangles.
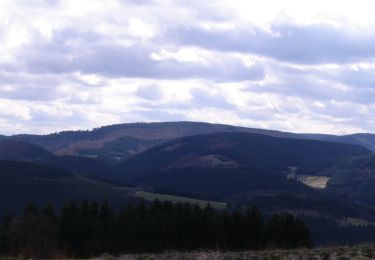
[0,200,311,258]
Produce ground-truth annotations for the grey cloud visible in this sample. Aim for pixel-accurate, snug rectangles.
[0,73,65,102]
[44,0,60,6]
[189,88,236,109]
[75,45,265,81]
[135,85,164,101]
[306,104,375,132]
[0,72,62,87]
[132,109,187,122]
[0,85,58,101]
[122,0,153,5]
[30,109,89,127]
[14,29,101,74]
[248,76,338,101]
[251,78,375,105]
[0,71,98,102]
[172,23,375,64]
[134,87,237,112]
[323,67,375,89]
[281,64,375,91]
[237,108,282,121]
[247,64,375,105]
[9,29,264,82]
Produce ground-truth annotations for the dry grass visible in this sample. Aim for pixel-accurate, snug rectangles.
[92,245,375,260]
[3,245,375,259]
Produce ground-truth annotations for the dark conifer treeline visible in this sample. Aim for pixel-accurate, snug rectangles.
[0,200,311,258]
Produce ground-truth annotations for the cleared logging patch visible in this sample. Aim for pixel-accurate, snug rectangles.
[297,175,331,189]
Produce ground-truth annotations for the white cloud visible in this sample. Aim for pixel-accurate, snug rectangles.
[0,0,375,135]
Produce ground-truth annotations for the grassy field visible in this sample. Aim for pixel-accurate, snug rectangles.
[297,175,331,189]
[64,176,137,197]
[93,245,375,259]
[135,191,227,210]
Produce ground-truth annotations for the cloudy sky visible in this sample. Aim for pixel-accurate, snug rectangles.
[1,0,375,135]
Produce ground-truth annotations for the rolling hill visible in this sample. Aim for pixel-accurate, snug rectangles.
[304,133,375,153]
[37,155,117,179]
[1,123,375,246]
[11,122,301,161]
[10,122,375,163]
[115,132,370,199]
[0,160,140,215]
[0,140,116,179]
[109,132,375,222]
[2,129,374,213]
[0,139,53,161]
[2,129,375,241]
[322,154,375,205]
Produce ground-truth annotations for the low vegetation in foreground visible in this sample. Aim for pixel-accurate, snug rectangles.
[93,245,375,260]
[0,200,310,259]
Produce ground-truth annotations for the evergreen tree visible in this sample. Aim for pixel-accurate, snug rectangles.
[98,201,115,252]
[59,201,81,254]
[10,204,57,258]
[266,213,311,249]
[0,214,13,255]
[0,201,312,257]
[245,205,265,249]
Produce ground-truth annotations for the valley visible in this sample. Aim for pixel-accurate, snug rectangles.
[1,121,375,246]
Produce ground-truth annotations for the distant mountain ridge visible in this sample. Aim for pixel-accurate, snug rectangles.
[6,122,375,163]
[303,133,375,153]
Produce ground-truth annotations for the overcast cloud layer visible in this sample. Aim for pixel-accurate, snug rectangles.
[1,0,375,135]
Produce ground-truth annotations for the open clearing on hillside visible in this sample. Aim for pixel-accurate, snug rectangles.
[91,244,375,259]
[297,175,331,189]
[286,167,331,189]
[135,191,227,210]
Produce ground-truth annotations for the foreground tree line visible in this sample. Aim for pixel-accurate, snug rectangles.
[0,200,311,258]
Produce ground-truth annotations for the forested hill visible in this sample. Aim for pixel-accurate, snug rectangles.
[8,122,375,163]
[304,133,375,152]
[1,124,375,248]
[0,140,52,161]
[116,132,370,186]
[0,160,140,216]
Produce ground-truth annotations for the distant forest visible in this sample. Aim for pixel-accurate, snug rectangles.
[0,201,311,258]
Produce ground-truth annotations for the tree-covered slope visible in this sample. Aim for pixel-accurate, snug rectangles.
[0,140,53,161]
[0,139,116,179]
[10,122,375,164]
[12,122,301,161]
[0,160,139,215]
[115,132,370,199]
[304,133,375,152]
[322,154,375,205]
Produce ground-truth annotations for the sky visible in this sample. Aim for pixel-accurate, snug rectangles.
[1,0,375,135]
